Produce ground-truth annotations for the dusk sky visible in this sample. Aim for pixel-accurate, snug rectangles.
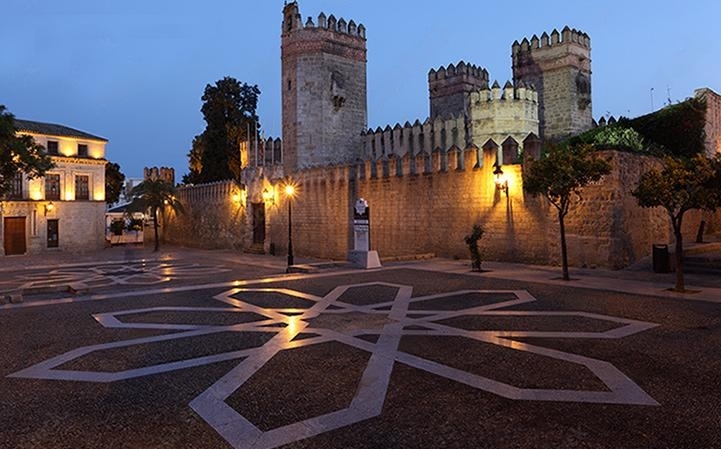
[2,0,720,179]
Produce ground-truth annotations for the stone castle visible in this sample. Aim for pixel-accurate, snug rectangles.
[160,2,719,269]
[275,1,592,171]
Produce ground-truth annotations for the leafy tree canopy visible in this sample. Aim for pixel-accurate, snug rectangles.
[0,105,54,197]
[128,178,184,251]
[523,143,612,280]
[105,161,126,205]
[567,97,707,158]
[632,154,721,292]
[188,77,261,184]
[632,154,720,216]
[592,126,645,152]
[523,144,612,216]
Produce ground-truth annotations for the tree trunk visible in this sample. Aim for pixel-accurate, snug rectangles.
[153,207,160,252]
[673,215,685,292]
[559,208,570,281]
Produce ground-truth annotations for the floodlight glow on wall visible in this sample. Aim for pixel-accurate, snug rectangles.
[493,164,508,197]
[262,187,275,206]
[231,188,247,208]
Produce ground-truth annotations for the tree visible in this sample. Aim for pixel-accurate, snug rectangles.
[128,179,184,252]
[632,154,721,292]
[182,134,206,185]
[0,105,54,197]
[464,224,484,272]
[105,161,126,205]
[523,144,612,281]
[191,77,261,183]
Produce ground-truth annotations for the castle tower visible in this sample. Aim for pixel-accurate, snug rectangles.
[281,2,368,171]
[428,61,489,119]
[468,80,539,163]
[512,27,592,140]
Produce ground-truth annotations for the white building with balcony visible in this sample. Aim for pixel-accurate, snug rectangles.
[2,119,107,255]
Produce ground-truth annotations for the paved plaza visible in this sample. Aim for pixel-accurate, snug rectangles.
[1,247,721,448]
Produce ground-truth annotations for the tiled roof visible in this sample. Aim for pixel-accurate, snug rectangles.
[14,119,108,142]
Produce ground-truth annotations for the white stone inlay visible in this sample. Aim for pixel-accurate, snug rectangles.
[9,283,660,449]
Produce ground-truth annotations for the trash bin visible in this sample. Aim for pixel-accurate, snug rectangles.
[652,244,670,273]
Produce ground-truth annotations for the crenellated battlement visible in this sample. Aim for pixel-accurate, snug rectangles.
[428,61,488,83]
[143,166,175,184]
[429,60,490,118]
[361,114,469,160]
[282,2,366,40]
[511,26,590,56]
[469,80,538,103]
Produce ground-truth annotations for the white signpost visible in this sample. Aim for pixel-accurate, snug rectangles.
[349,198,381,269]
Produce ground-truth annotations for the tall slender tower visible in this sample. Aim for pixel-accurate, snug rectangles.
[512,26,592,140]
[281,2,368,171]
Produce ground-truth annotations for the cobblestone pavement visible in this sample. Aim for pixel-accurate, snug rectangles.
[1,248,721,448]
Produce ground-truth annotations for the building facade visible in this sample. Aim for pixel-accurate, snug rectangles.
[2,120,107,256]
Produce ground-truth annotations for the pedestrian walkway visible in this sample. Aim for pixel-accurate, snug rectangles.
[2,244,721,303]
[408,259,721,303]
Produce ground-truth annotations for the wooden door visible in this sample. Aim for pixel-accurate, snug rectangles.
[3,217,27,255]
[252,203,266,244]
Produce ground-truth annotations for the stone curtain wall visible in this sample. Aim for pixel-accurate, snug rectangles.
[162,180,248,250]
[268,149,702,268]
[264,165,353,261]
[562,151,667,269]
[166,150,716,269]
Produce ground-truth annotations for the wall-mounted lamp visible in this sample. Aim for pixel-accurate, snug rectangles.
[493,164,508,197]
[44,201,55,216]
[262,187,275,206]
[231,188,247,207]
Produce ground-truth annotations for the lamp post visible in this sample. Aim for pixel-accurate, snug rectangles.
[284,183,296,271]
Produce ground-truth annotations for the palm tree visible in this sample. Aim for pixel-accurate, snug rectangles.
[128,179,183,251]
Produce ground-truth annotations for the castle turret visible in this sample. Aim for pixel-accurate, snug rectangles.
[428,61,489,119]
[512,27,592,140]
[281,2,368,171]
[468,81,539,162]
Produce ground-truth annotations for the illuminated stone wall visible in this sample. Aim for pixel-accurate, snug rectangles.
[165,149,718,269]
[263,149,662,268]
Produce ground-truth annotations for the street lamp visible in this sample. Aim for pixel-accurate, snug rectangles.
[284,183,296,271]
[493,163,508,197]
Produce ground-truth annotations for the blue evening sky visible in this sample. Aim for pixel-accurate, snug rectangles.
[2,0,719,179]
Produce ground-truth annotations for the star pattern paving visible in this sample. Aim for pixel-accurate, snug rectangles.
[9,282,659,449]
[7,261,231,290]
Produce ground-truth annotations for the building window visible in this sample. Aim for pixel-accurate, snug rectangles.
[75,175,89,200]
[78,144,88,157]
[9,173,23,199]
[47,141,59,155]
[47,219,59,248]
[45,174,61,200]
[31,210,38,236]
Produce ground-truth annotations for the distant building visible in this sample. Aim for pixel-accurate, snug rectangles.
[2,119,107,255]
[105,177,145,245]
